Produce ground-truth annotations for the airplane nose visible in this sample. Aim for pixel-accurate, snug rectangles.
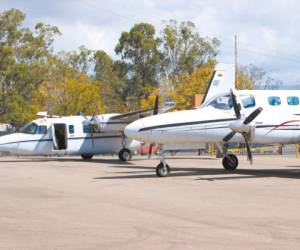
[0,134,18,153]
[125,120,144,139]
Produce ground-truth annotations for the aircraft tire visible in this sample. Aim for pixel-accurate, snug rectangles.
[156,163,170,177]
[81,154,94,160]
[222,154,238,170]
[119,148,132,162]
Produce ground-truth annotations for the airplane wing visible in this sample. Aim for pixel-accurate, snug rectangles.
[110,102,175,121]
[110,108,153,121]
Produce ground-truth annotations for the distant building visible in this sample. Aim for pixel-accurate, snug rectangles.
[192,94,204,108]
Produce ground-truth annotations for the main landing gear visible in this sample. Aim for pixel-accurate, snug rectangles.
[118,148,132,162]
[81,154,94,160]
[154,144,239,177]
[222,154,239,170]
[156,162,170,177]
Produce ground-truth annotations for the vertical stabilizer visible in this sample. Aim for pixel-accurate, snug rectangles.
[201,63,235,104]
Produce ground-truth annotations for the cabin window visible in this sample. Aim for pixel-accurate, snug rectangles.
[287,96,299,105]
[83,124,92,133]
[268,96,281,106]
[19,122,38,134]
[208,94,233,110]
[69,125,75,134]
[240,95,256,108]
[37,125,47,134]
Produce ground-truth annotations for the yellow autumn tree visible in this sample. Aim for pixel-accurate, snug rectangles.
[169,63,215,110]
[139,63,215,111]
[140,85,160,110]
[236,66,257,90]
[33,74,103,116]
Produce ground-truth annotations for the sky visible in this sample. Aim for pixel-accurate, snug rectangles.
[1,0,300,88]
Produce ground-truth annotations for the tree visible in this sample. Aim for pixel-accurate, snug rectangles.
[33,74,103,116]
[115,23,161,109]
[236,64,282,90]
[0,8,61,127]
[93,50,129,112]
[58,45,93,75]
[169,63,215,110]
[160,20,220,85]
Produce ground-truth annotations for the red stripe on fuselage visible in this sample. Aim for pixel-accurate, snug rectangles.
[271,120,300,131]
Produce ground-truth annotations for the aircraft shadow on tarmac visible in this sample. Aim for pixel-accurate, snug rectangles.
[0,157,134,165]
[94,165,300,181]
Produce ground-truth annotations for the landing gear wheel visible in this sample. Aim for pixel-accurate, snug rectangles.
[156,163,171,177]
[81,154,94,160]
[119,148,132,162]
[222,154,238,170]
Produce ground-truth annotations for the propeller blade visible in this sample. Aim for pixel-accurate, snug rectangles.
[243,107,263,125]
[91,128,95,148]
[242,133,253,164]
[223,131,236,142]
[153,95,159,115]
[230,89,241,119]
[81,113,88,120]
[148,143,155,159]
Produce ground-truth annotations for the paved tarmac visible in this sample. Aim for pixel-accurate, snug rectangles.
[0,154,300,250]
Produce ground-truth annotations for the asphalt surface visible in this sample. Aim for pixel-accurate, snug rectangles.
[0,154,300,249]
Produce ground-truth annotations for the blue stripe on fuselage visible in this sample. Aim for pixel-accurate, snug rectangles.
[0,135,122,146]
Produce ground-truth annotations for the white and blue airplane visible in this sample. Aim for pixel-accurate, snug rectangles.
[0,100,174,161]
[125,67,300,176]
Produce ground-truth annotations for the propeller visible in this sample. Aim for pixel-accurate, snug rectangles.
[222,89,263,164]
[90,113,96,149]
[153,95,159,115]
[82,107,100,150]
[148,95,159,159]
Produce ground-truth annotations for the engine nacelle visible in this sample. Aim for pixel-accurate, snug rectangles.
[229,120,256,140]
[229,120,251,134]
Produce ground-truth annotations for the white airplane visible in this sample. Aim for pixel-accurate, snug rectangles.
[125,70,300,176]
[0,100,174,161]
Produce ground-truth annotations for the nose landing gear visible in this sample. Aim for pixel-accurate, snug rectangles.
[156,162,170,177]
[155,146,171,177]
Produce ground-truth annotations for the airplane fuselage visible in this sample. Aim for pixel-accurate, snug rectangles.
[0,116,140,156]
[125,90,300,146]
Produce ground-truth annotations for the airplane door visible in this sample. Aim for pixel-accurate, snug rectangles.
[52,123,68,150]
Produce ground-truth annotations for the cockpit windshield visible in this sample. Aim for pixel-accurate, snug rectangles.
[208,95,233,110]
[19,122,38,134]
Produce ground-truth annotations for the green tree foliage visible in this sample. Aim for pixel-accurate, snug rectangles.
[59,45,93,75]
[0,8,61,127]
[115,23,161,109]
[93,50,127,112]
[160,20,220,84]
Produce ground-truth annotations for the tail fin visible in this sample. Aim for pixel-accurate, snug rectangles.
[201,63,235,104]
